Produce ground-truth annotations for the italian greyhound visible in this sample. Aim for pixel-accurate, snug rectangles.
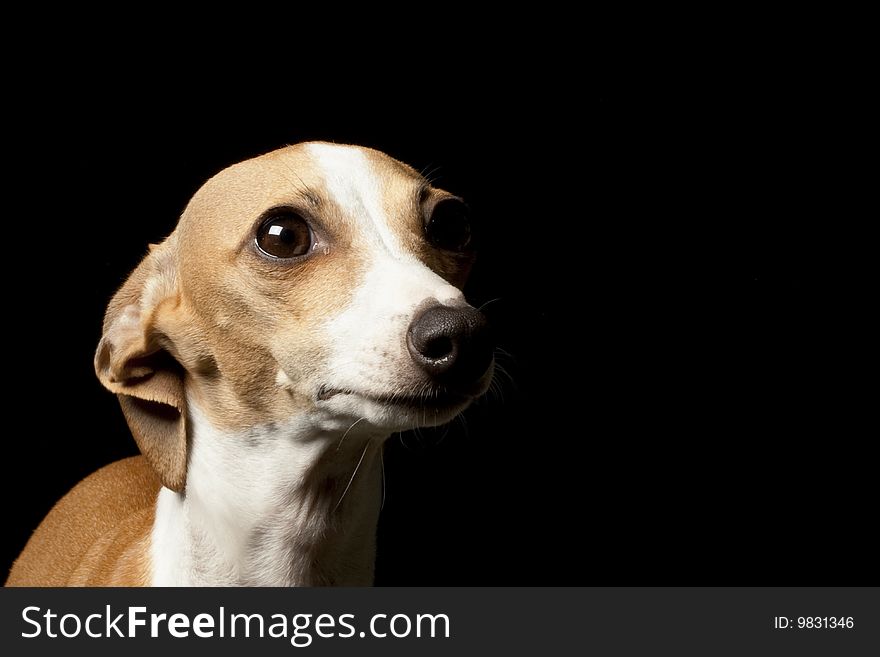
[7,143,493,586]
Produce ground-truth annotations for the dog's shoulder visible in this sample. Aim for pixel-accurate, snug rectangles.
[6,456,160,586]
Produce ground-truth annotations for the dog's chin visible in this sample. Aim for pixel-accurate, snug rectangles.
[316,385,474,431]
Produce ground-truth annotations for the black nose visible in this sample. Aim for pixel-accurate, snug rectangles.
[407,304,493,386]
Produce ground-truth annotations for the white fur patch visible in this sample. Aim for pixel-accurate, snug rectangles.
[150,400,380,586]
[275,368,294,389]
[150,487,188,586]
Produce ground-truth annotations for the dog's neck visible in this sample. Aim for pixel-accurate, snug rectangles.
[150,402,386,586]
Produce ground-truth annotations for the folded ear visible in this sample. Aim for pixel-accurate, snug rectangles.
[95,239,188,492]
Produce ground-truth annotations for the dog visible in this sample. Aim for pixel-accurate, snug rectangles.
[6,142,493,586]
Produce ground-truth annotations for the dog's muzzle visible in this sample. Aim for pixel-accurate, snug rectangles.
[406,304,493,389]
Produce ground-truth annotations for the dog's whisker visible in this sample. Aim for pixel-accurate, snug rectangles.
[495,346,517,361]
[334,443,371,512]
[380,448,387,511]
[456,412,470,439]
[435,422,451,446]
[336,417,366,451]
[418,163,442,186]
[277,158,322,207]
[401,430,415,450]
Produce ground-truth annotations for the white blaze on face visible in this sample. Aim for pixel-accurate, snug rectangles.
[307,143,407,258]
[306,144,464,412]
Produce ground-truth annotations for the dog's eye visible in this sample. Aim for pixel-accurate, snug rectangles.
[426,199,473,252]
[256,211,313,259]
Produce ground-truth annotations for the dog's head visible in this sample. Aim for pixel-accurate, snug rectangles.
[95,143,493,491]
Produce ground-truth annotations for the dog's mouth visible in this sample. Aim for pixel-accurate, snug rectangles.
[317,384,471,410]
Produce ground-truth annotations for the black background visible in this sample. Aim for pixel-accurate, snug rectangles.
[4,48,871,585]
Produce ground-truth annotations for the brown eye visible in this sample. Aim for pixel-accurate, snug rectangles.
[256,211,313,258]
[426,199,473,252]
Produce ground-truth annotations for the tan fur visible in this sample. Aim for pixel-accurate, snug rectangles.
[6,457,158,586]
[363,149,470,286]
[169,146,373,431]
[95,238,188,492]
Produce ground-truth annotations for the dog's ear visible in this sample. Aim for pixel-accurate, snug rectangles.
[95,239,188,492]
